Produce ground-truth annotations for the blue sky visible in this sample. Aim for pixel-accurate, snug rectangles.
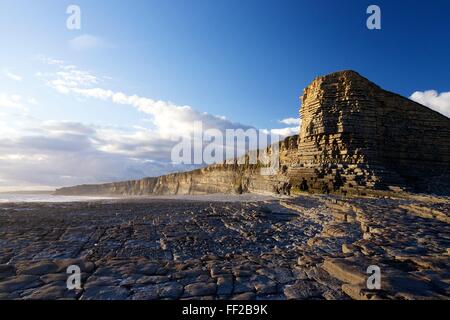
[0,0,449,190]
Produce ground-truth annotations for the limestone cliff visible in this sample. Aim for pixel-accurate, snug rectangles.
[292,70,450,194]
[55,141,296,196]
[55,70,450,196]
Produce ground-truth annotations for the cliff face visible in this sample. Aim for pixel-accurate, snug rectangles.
[55,70,450,196]
[292,70,450,194]
[56,138,297,196]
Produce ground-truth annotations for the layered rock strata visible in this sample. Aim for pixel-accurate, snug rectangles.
[291,70,450,195]
[56,71,450,196]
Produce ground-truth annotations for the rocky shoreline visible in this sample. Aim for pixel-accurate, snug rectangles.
[0,194,448,300]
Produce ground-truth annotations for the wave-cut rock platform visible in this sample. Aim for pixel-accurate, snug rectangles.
[0,194,448,300]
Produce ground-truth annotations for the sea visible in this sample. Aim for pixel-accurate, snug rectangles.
[0,193,115,203]
[0,192,276,203]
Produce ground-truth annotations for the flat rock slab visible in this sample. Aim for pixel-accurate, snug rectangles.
[16,261,58,276]
[183,283,217,297]
[322,257,370,285]
[81,286,130,300]
[0,195,448,300]
[0,275,42,293]
[284,280,326,299]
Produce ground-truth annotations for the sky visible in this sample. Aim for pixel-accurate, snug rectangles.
[0,0,449,191]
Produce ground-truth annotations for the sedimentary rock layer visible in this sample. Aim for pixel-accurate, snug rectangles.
[292,70,450,194]
[56,71,450,196]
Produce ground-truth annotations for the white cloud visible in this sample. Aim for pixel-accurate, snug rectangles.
[4,70,23,81]
[0,93,24,109]
[272,117,302,137]
[0,116,197,190]
[279,117,300,125]
[267,126,300,137]
[39,61,251,142]
[0,58,302,190]
[35,56,65,65]
[0,93,38,113]
[27,98,38,105]
[410,90,450,118]
[1,59,251,189]
[69,34,108,51]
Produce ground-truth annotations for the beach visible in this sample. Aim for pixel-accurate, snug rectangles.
[0,194,448,300]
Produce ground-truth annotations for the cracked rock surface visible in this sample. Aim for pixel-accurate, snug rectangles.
[0,194,448,300]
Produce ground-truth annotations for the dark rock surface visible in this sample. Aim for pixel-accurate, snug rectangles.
[0,195,448,300]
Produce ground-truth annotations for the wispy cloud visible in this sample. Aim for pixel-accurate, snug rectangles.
[410,90,450,118]
[272,117,301,136]
[27,98,38,105]
[0,92,37,113]
[38,59,301,143]
[263,126,299,137]
[0,115,198,190]
[3,70,23,81]
[0,93,25,110]
[38,59,252,141]
[0,58,301,190]
[279,117,300,126]
[1,58,249,188]
[69,34,108,51]
[35,56,65,65]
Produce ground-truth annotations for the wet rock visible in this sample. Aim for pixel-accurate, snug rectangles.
[159,282,183,299]
[0,195,448,300]
[283,280,325,299]
[233,277,254,294]
[23,283,80,300]
[231,292,256,300]
[136,264,160,275]
[341,284,377,300]
[322,257,368,285]
[254,277,278,294]
[183,283,217,297]
[322,289,350,300]
[84,276,120,288]
[132,285,159,300]
[0,265,15,280]
[55,259,95,273]
[40,273,68,284]
[17,261,58,276]
[0,275,42,293]
[81,286,129,300]
[136,275,170,285]
[0,292,20,300]
[216,276,233,295]
[383,271,436,297]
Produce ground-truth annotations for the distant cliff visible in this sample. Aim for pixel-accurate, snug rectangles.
[55,70,450,196]
[55,135,299,196]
